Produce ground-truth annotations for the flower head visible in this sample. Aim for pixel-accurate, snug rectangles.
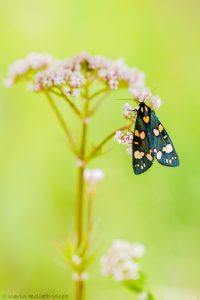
[4,52,148,98]
[130,87,152,102]
[123,102,134,119]
[84,168,104,185]
[101,240,145,282]
[4,53,52,87]
[114,131,133,155]
[150,95,162,109]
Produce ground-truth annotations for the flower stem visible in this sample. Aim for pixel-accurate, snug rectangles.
[75,88,90,300]
[87,121,134,162]
[45,92,77,154]
[76,281,84,300]
[76,99,90,247]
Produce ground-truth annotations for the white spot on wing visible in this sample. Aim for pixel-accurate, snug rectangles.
[134,151,144,159]
[163,144,173,153]
[156,151,162,160]
[153,129,159,136]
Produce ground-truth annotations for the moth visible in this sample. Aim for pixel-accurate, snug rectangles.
[132,102,180,175]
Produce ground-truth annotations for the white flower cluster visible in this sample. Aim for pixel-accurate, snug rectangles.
[4,53,52,87]
[101,240,145,281]
[4,52,162,107]
[84,168,104,185]
[130,88,152,102]
[114,130,133,155]
[150,95,162,110]
[123,102,134,119]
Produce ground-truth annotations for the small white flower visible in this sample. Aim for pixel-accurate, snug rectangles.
[76,159,85,168]
[128,68,146,89]
[98,68,107,79]
[83,117,91,124]
[65,87,71,97]
[138,292,148,300]
[101,239,145,282]
[123,103,133,119]
[108,78,119,89]
[126,144,132,155]
[130,88,151,102]
[131,243,146,259]
[72,255,82,265]
[4,53,52,87]
[69,71,85,87]
[114,131,124,144]
[26,52,52,69]
[150,95,162,109]
[84,169,104,185]
[71,88,80,97]
[114,131,133,154]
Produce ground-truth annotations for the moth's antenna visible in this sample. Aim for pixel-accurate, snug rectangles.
[113,98,139,105]
[113,98,133,101]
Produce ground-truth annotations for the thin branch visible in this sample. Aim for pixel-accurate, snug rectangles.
[90,86,108,100]
[50,88,83,120]
[50,88,62,97]
[88,90,110,117]
[45,92,78,155]
[86,121,135,162]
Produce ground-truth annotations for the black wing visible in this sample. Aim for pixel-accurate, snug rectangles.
[149,110,180,167]
[132,114,154,175]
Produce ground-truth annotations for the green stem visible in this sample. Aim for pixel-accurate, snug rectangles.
[75,88,90,300]
[86,121,134,162]
[45,92,77,154]
[50,88,83,120]
[76,281,84,300]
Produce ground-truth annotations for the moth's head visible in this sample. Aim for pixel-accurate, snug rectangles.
[138,102,151,124]
[139,102,150,115]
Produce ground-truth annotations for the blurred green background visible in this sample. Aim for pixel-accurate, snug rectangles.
[0,0,200,299]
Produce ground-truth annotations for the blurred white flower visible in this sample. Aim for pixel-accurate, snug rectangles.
[123,103,134,119]
[84,169,104,185]
[4,53,52,87]
[138,292,148,300]
[114,131,133,155]
[71,88,81,97]
[114,130,124,144]
[76,159,85,168]
[69,71,85,87]
[101,240,145,282]
[72,255,82,265]
[130,88,152,102]
[150,95,162,109]
[130,242,146,259]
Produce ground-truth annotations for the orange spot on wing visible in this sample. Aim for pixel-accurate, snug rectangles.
[135,130,139,137]
[140,131,145,139]
[159,124,163,132]
[143,116,149,123]
[146,153,153,161]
